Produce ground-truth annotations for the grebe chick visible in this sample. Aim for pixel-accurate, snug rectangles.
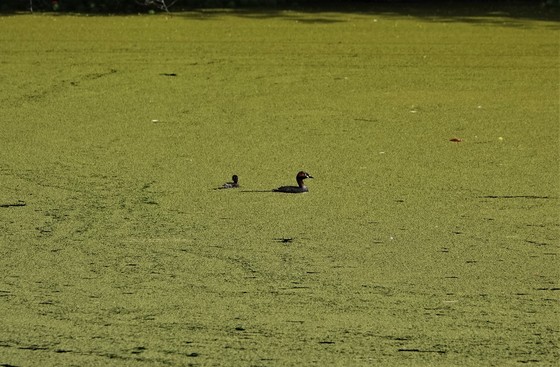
[219,175,239,189]
[273,171,313,193]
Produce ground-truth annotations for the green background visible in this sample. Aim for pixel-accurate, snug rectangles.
[1,10,558,366]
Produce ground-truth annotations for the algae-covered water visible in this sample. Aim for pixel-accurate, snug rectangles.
[0,9,558,366]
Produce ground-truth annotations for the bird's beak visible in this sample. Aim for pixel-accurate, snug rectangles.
[308,175,314,179]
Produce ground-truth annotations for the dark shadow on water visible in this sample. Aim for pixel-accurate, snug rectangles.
[173,3,559,27]
[239,189,275,193]
[211,188,273,193]
[2,1,559,25]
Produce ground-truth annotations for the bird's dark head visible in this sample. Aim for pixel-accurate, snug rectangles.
[297,171,313,180]
[232,175,239,183]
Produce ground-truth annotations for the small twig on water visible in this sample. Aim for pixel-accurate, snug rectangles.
[136,0,177,13]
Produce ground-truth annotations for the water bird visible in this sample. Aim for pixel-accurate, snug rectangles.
[273,171,313,193]
[219,175,239,189]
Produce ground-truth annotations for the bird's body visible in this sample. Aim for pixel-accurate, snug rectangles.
[219,175,239,189]
[273,171,313,193]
